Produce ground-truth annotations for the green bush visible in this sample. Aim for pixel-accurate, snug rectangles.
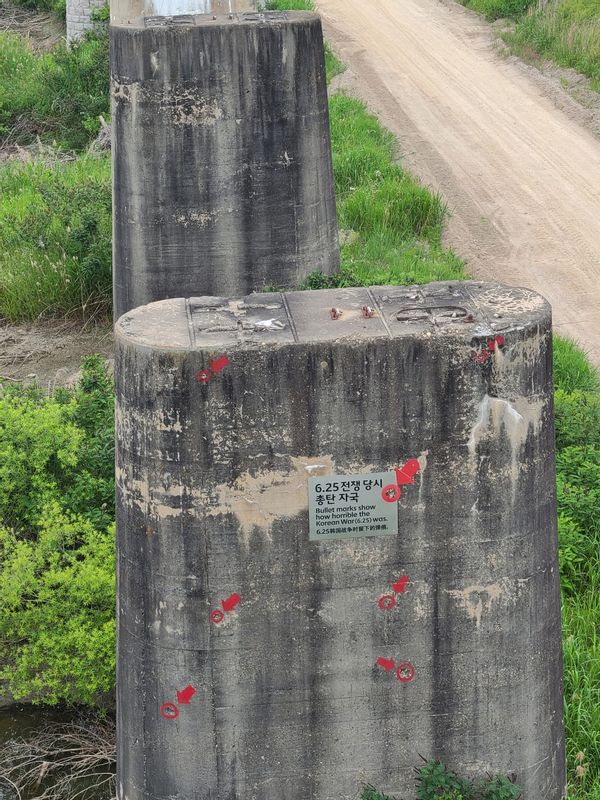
[0,153,112,320]
[415,761,521,800]
[460,0,535,20]
[0,356,115,706]
[552,337,600,798]
[416,761,474,800]
[0,507,115,706]
[0,26,109,151]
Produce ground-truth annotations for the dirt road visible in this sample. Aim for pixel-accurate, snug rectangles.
[318,0,600,365]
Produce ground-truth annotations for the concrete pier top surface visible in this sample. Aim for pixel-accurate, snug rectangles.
[115,281,551,351]
[110,0,256,27]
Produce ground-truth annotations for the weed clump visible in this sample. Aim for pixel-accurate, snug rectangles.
[0,26,109,151]
[0,153,111,320]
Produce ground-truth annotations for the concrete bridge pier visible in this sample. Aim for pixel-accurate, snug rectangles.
[110,4,339,318]
[115,281,566,800]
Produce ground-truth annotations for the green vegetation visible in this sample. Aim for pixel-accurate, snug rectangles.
[505,0,600,90]
[0,3,598,799]
[459,0,534,20]
[0,26,109,151]
[458,0,600,91]
[553,338,600,798]
[0,11,462,321]
[360,760,522,800]
[0,153,111,320]
[0,356,115,706]
[415,760,521,800]
[323,93,465,288]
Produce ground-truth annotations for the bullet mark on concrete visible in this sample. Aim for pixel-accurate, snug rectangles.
[160,702,179,720]
[395,459,420,486]
[471,335,506,364]
[210,592,242,624]
[377,575,410,610]
[196,354,229,385]
[160,685,197,720]
[378,594,397,610]
[197,368,212,384]
[375,658,416,683]
[396,663,416,683]
[382,484,401,503]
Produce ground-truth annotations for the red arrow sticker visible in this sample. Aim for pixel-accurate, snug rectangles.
[376,657,396,672]
[395,459,420,486]
[210,355,230,373]
[221,593,241,613]
[176,685,196,705]
[392,576,409,594]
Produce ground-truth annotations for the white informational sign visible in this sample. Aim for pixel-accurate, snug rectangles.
[308,471,399,542]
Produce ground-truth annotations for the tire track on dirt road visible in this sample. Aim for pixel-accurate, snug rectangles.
[318,0,600,365]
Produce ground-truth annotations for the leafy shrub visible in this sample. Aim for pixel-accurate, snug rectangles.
[0,153,112,320]
[416,761,474,800]
[416,761,521,800]
[479,776,522,800]
[460,0,535,20]
[0,356,115,706]
[0,26,109,152]
[0,507,115,705]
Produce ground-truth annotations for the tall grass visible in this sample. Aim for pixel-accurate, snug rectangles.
[0,154,111,320]
[504,0,600,89]
[308,93,466,289]
[0,26,109,151]
[553,341,600,799]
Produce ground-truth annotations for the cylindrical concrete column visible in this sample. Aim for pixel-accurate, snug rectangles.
[111,11,340,319]
[115,281,565,800]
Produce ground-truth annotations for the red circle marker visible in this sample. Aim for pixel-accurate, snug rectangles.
[396,662,416,683]
[197,369,212,384]
[382,484,401,503]
[378,594,397,611]
[160,702,179,720]
[210,609,225,624]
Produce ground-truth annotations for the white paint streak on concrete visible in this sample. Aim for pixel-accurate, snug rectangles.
[446,578,528,629]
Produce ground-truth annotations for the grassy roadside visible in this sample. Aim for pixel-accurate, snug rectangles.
[458,0,600,91]
[0,2,598,799]
[0,11,463,320]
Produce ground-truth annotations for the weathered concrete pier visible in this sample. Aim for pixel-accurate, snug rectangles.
[111,5,339,318]
[115,281,565,800]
